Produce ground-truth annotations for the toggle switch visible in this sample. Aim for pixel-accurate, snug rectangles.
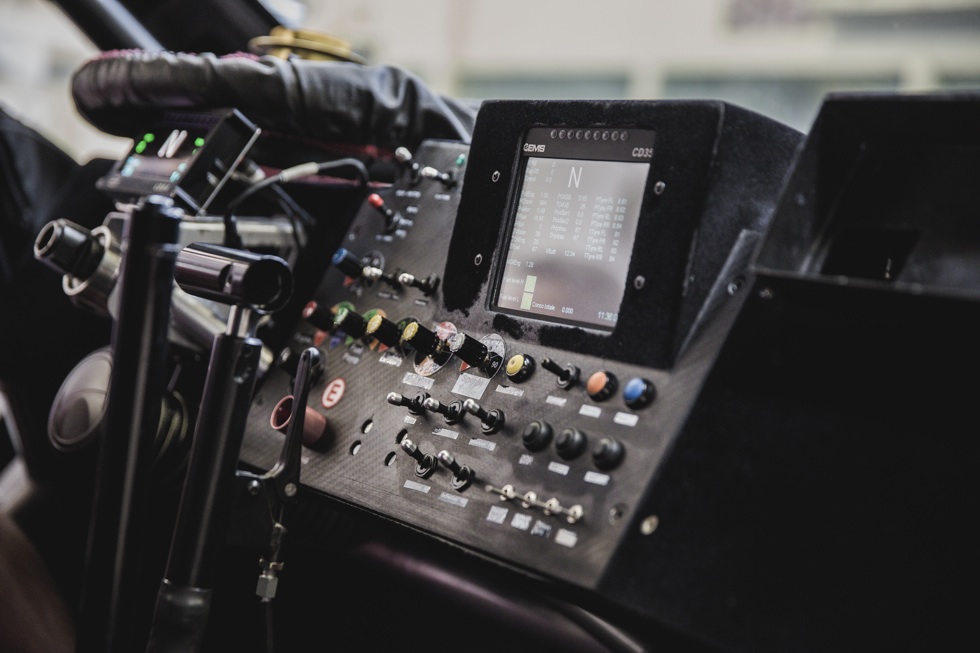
[396,271,440,296]
[422,397,464,424]
[541,357,580,389]
[386,391,429,415]
[420,165,457,188]
[395,146,422,183]
[436,450,475,491]
[462,398,505,434]
[367,193,404,233]
[400,438,438,478]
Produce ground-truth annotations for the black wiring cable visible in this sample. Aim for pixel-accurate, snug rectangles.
[262,600,275,653]
[222,157,370,249]
[540,593,651,653]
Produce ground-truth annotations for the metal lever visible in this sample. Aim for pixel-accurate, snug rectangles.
[145,244,292,653]
[257,347,321,503]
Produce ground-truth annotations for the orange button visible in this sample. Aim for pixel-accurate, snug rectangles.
[587,371,609,396]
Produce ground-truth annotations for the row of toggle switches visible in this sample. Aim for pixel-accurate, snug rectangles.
[388,391,625,471]
[485,484,584,524]
[387,392,505,434]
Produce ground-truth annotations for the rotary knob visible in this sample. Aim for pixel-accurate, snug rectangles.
[332,247,368,279]
[555,427,587,460]
[448,333,502,375]
[365,313,404,347]
[521,420,553,452]
[592,437,625,471]
[302,300,334,332]
[401,321,446,357]
[333,306,367,339]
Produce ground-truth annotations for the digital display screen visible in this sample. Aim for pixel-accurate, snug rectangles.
[117,129,206,186]
[492,127,654,330]
[98,110,259,212]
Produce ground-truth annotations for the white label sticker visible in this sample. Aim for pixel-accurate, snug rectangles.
[452,373,491,399]
[433,428,459,440]
[546,395,567,407]
[614,412,639,426]
[487,505,508,524]
[402,372,434,389]
[468,438,496,452]
[548,461,570,476]
[579,405,602,418]
[584,471,611,486]
[439,492,468,507]
[510,513,533,531]
[403,480,430,494]
[379,350,403,367]
[555,529,578,548]
[531,521,553,538]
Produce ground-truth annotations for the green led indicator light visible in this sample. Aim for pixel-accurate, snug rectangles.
[143,133,155,143]
[134,141,147,154]
[194,137,205,147]
[455,154,466,166]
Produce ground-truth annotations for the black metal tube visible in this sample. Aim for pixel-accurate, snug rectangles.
[50,0,163,51]
[162,333,263,589]
[144,331,263,653]
[174,242,293,313]
[75,195,183,653]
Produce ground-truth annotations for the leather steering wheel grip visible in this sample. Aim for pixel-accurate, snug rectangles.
[70,50,478,151]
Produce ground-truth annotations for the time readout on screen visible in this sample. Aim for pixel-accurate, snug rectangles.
[495,155,649,329]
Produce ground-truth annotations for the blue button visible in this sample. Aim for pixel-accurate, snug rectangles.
[623,377,655,409]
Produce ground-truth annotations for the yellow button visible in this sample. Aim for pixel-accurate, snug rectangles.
[506,354,525,376]
[402,321,419,340]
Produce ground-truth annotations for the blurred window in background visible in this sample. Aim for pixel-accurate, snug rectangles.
[1,0,978,161]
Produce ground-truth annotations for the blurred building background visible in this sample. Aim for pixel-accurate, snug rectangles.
[2,0,979,162]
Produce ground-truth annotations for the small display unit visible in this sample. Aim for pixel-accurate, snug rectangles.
[98,109,260,213]
[492,127,654,331]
